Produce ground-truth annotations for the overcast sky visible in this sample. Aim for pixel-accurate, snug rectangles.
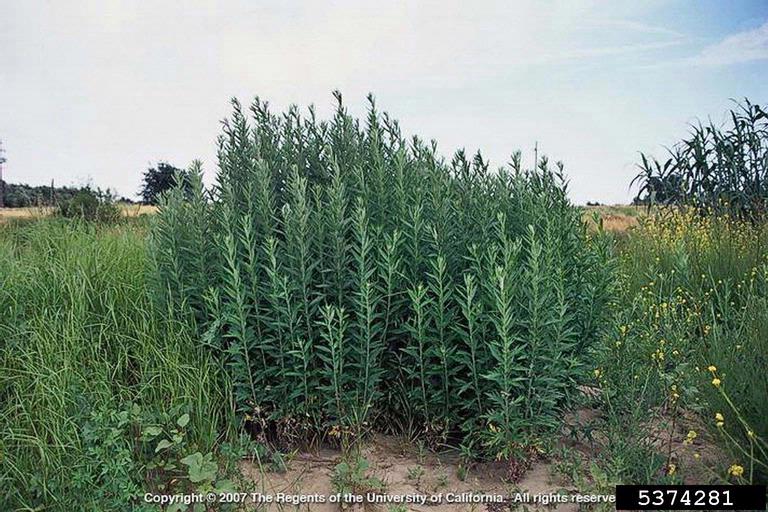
[2,0,767,204]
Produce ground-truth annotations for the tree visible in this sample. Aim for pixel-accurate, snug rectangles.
[139,163,191,205]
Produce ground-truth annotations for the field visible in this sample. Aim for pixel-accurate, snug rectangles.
[1,100,766,512]
[0,204,158,223]
[2,209,764,511]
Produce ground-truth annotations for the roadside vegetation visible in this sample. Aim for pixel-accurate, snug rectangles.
[590,209,768,486]
[1,96,766,511]
[0,220,228,509]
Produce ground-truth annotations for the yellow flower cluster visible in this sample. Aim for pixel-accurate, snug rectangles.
[708,365,722,387]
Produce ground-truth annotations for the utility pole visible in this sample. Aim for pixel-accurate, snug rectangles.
[0,140,6,208]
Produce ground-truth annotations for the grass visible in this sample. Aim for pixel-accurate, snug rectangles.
[592,208,768,485]
[2,206,766,510]
[0,219,225,510]
[0,204,157,223]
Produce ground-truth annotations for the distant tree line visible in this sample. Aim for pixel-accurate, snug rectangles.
[0,160,191,208]
[0,181,121,208]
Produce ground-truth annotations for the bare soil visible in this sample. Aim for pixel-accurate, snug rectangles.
[236,398,725,511]
[239,433,580,512]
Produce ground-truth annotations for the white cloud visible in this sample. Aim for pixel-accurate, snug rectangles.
[691,20,768,66]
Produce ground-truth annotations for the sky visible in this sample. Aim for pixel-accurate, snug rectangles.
[2,0,767,204]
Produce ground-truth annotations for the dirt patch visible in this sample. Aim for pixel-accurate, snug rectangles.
[238,433,581,512]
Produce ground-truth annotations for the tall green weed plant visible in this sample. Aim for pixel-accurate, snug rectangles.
[153,93,615,459]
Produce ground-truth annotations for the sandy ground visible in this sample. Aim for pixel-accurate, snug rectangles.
[238,434,581,512]
[236,403,602,512]
[234,395,724,512]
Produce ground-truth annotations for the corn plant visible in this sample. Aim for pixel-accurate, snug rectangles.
[633,99,768,218]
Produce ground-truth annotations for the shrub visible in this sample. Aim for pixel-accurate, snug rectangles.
[56,187,120,223]
[140,162,192,205]
[153,93,615,459]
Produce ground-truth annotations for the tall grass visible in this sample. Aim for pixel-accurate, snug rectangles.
[153,93,615,460]
[0,220,223,510]
[595,209,768,484]
[634,99,768,218]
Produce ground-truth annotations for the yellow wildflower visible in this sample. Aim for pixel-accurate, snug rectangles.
[707,365,717,372]
[712,378,721,387]
[728,464,744,477]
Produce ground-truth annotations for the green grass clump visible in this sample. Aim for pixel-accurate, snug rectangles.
[594,209,768,484]
[0,220,224,510]
[153,93,615,459]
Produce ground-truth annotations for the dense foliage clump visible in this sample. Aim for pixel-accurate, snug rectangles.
[153,93,615,459]
[55,187,121,223]
[0,181,105,208]
[633,99,768,218]
[139,162,191,205]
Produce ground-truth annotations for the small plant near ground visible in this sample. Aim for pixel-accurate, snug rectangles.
[434,471,449,490]
[407,465,425,482]
[331,456,386,496]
